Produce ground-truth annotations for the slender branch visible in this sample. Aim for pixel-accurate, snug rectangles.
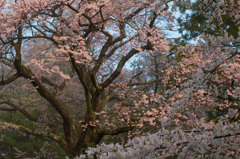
[123,4,149,22]
[101,43,152,90]
[59,68,75,90]
[13,27,23,72]
[92,37,113,75]
[0,74,19,85]
[0,107,16,111]
[109,24,126,46]
[100,48,138,90]
[41,76,58,89]
[41,68,75,91]
[213,132,240,139]
[99,126,134,135]
[106,34,138,60]
[96,89,114,112]
[216,94,240,102]
[30,25,59,46]
[129,71,143,84]
[0,121,68,151]
[0,101,38,122]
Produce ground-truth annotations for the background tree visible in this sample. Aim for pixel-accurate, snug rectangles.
[175,0,240,123]
[177,0,239,44]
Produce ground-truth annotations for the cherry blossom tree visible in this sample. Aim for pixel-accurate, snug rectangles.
[0,0,240,158]
[0,0,171,157]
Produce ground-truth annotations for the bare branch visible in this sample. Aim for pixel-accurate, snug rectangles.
[0,107,16,111]
[106,34,138,60]
[101,43,152,90]
[99,126,134,135]
[123,4,149,22]
[0,121,68,150]
[59,68,75,90]
[0,100,38,122]
[129,71,143,84]
[0,74,19,85]
[41,76,58,89]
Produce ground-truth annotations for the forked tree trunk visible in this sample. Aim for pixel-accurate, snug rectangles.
[71,127,103,158]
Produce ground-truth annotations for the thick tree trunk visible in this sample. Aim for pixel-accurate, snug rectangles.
[66,108,103,158]
[70,127,103,158]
